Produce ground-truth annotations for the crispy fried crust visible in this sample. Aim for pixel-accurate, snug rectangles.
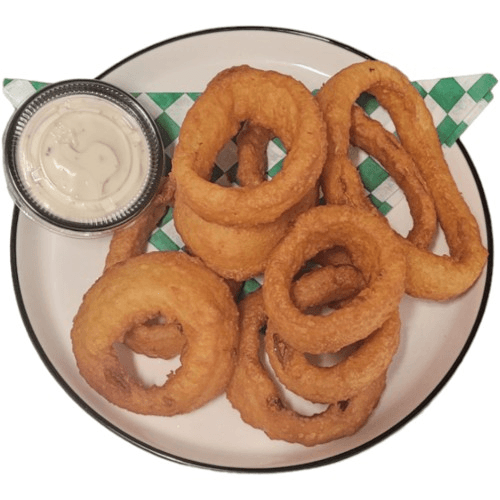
[316,60,488,300]
[123,321,184,360]
[264,262,398,404]
[236,121,274,187]
[104,177,175,270]
[173,186,318,281]
[226,289,387,446]
[71,252,239,415]
[266,311,400,403]
[350,106,437,249]
[172,65,327,226]
[70,62,488,445]
[263,204,406,354]
[173,118,319,281]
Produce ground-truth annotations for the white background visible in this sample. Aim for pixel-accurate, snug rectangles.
[1,2,498,498]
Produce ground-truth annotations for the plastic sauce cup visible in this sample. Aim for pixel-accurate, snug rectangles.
[3,79,165,237]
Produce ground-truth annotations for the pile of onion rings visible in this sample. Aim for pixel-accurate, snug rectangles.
[316,60,488,300]
[172,65,326,281]
[70,61,488,447]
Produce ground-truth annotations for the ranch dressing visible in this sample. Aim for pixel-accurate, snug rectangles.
[16,94,150,222]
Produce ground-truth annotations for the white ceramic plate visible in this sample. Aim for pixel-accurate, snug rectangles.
[10,27,492,472]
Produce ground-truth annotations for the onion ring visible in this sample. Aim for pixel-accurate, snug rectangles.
[262,204,406,354]
[103,176,188,359]
[312,105,438,276]
[226,289,386,446]
[71,251,239,415]
[104,176,175,270]
[235,121,274,187]
[316,60,488,300]
[266,311,400,403]
[350,105,437,249]
[265,260,398,403]
[234,100,436,250]
[172,65,327,226]
[291,263,366,308]
[122,321,185,360]
[173,186,318,281]
[174,118,319,281]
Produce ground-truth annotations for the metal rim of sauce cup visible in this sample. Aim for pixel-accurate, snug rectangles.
[3,79,165,237]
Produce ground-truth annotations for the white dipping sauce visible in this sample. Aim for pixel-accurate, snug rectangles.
[16,94,151,222]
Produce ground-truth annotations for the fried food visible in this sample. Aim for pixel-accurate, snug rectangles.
[68,61,489,448]
[264,262,398,404]
[123,321,185,360]
[71,251,239,415]
[226,289,387,447]
[266,311,400,403]
[311,104,439,276]
[263,204,406,354]
[290,263,366,308]
[316,60,488,300]
[173,186,318,281]
[235,121,274,187]
[103,176,185,359]
[171,65,327,226]
[174,118,319,280]
[104,176,174,270]
[104,176,242,359]
[350,106,437,249]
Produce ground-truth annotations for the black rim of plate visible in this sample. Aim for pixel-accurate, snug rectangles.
[9,25,494,473]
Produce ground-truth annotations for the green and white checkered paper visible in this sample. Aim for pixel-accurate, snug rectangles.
[3,73,496,292]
